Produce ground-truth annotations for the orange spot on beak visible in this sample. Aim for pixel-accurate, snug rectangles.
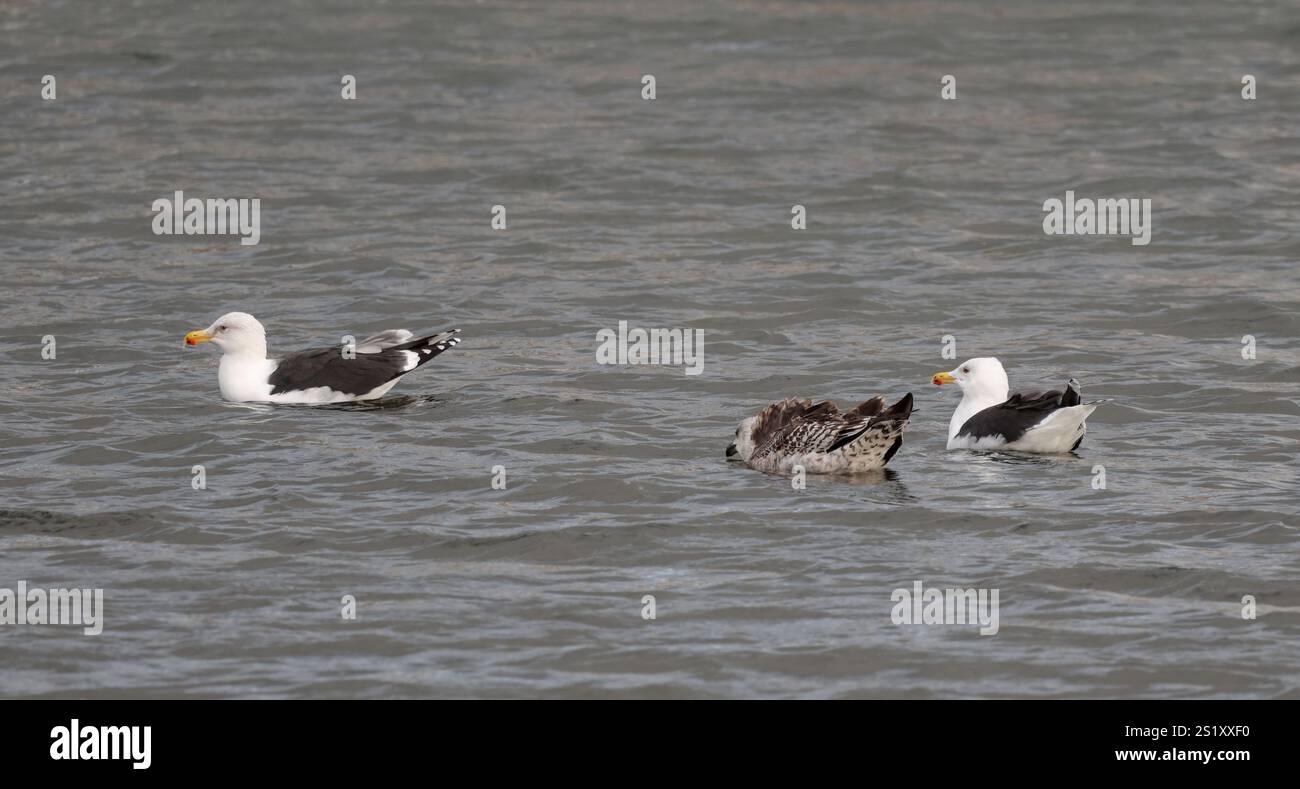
[932,372,955,385]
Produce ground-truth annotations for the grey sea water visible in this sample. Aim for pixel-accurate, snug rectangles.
[1,0,1298,698]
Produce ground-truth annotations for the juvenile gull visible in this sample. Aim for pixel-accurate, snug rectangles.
[184,312,461,404]
[932,357,1106,453]
[727,393,914,474]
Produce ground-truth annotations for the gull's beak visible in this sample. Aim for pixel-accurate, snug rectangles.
[932,371,956,385]
[185,329,214,346]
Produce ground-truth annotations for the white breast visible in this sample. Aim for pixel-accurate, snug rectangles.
[218,356,276,402]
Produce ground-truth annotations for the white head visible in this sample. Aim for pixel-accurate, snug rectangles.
[726,415,761,462]
[184,312,267,358]
[932,357,1010,404]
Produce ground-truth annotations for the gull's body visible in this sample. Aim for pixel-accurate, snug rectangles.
[185,312,461,404]
[932,357,1104,453]
[726,393,914,474]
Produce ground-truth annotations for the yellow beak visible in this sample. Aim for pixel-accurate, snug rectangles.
[932,371,955,385]
[184,329,214,346]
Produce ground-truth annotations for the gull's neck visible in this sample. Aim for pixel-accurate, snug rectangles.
[217,346,273,402]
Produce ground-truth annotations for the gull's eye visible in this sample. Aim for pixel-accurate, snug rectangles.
[962,367,969,373]
[219,325,228,331]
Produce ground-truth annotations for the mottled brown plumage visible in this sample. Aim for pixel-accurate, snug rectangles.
[727,393,914,474]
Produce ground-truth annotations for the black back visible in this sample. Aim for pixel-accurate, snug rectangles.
[268,347,414,396]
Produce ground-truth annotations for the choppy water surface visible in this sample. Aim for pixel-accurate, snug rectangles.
[1,0,1298,698]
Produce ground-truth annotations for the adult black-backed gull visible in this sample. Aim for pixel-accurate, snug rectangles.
[184,312,461,404]
[932,358,1105,452]
[726,393,914,474]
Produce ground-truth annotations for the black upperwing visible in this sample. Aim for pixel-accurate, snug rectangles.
[268,347,414,396]
[268,330,460,396]
[956,389,1066,444]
